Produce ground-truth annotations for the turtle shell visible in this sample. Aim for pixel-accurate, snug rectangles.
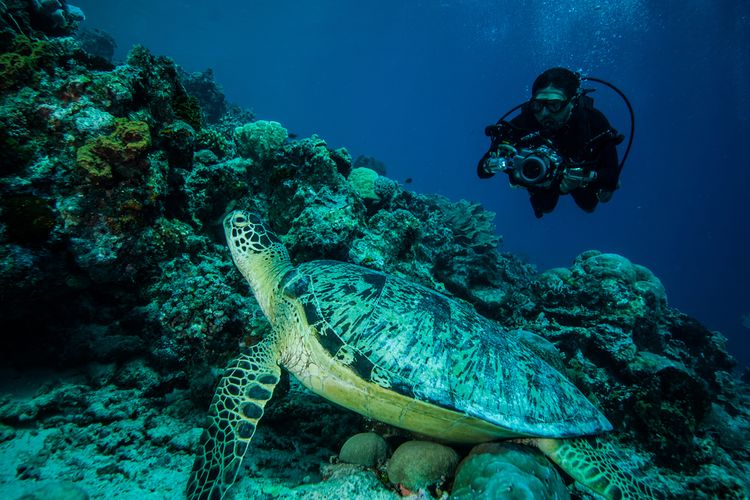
[288,260,612,438]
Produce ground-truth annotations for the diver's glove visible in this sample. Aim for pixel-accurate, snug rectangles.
[482,151,510,175]
[559,167,596,194]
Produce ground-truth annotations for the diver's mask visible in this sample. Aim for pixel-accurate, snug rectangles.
[528,97,572,114]
[530,95,575,131]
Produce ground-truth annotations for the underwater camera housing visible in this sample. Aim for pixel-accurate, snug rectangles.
[493,144,565,188]
[511,145,564,188]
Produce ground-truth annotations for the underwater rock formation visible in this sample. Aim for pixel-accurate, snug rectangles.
[75,27,116,63]
[1,0,83,38]
[352,153,387,175]
[179,68,227,124]
[0,4,748,498]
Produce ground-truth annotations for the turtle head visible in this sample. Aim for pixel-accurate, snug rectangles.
[223,211,283,256]
[224,210,292,319]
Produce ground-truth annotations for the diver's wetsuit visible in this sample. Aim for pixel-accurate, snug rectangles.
[478,98,621,218]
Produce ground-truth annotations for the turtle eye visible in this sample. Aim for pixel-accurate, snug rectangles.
[232,212,249,227]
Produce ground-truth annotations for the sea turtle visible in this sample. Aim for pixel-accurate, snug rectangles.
[186,210,659,499]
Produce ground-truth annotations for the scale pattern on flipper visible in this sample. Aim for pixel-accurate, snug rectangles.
[187,340,281,500]
[527,437,666,500]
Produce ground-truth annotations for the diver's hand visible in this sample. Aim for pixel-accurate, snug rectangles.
[559,167,595,193]
[559,171,584,193]
[483,152,508,174]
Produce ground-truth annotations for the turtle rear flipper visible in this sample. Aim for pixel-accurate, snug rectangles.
[187,339,281,500]
[525,437,665,500]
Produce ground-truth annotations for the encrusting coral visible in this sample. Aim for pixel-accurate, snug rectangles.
[76,118,151,181]
[0,34,55,91]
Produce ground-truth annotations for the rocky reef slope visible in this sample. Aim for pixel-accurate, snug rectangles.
[1,2,748,498]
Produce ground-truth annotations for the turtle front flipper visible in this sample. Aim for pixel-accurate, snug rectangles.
[524,437,664,500]
[186,339,281,500]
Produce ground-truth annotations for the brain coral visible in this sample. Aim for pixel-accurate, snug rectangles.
[348,167,380,201]
[338,432,388,467]
[386,440,459,490]
[452,442,569,499]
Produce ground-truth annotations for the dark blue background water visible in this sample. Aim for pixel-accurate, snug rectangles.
[74,0,750,368]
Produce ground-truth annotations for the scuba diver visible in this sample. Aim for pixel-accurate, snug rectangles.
[477,67,634,218]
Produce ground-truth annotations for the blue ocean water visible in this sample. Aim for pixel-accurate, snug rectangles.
[75,0,750,368]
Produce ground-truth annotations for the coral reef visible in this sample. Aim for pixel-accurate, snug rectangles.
[523,249,741,476]
[0,34,57,92]
[0,5,748,499]
[0,0,83,38]
[179,68,227,124]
